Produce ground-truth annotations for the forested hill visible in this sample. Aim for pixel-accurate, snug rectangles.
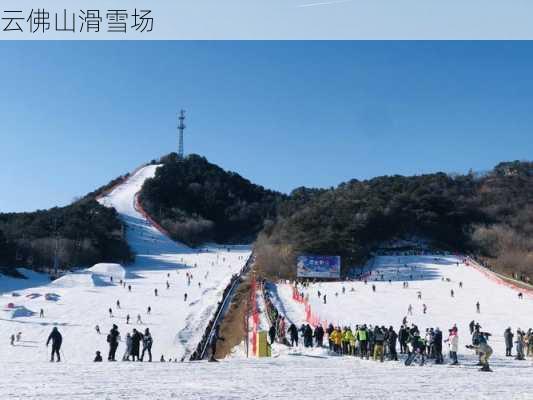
[2,155,531,282]
[0,198,133,276]
[139,153,285,246]
[255,161,533,280]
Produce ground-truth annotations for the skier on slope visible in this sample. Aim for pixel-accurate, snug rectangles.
[46,327,63,362]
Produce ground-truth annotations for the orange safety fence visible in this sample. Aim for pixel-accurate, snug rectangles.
[133,193,171,237]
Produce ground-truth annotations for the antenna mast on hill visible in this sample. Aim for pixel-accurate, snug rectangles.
[177,109,186,160]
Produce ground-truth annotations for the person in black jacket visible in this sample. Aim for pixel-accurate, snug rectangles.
[107,324,120,361]
[131,329,142,361]
[268,325,276,345]
[46,327,62,362]
[288,323,298,347]
[315,325,325,347]
[398,325,408,354]
[388,326,398,361]
[433,328,443,364]
[94,351,103,362]
[303,324,313,348]
[140,328,153,362]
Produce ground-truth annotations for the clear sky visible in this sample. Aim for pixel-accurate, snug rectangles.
[1,41,532,212]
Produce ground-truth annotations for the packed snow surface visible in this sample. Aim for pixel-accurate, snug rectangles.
[272,255,533,356]
[2,165,533,399]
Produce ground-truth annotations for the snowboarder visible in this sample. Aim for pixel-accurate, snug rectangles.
[94,351,103,362]
[107,324,120,361]
[140,328,153,362]
[46,327,63,362]
[466,333,493,371]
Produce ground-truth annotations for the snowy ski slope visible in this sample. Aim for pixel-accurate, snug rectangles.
[0,164,251,363]
[271,255,533,356]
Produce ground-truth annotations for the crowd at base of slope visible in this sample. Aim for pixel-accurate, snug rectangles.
[265,316,533,372]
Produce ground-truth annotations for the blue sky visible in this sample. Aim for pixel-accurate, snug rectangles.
[1,41,532,212]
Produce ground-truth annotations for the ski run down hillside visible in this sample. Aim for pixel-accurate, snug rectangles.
[1,166,533,399]
[0,165,250,361]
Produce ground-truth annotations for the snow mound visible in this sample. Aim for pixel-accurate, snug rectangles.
[44,293,60,302]
[9,306,36,318]
[88,263,139,280]
[50,272,112,288]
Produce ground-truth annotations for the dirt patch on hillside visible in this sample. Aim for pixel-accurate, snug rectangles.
[216,277,251,359]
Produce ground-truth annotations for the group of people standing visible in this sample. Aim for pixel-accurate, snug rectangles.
[99,324,153,362]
